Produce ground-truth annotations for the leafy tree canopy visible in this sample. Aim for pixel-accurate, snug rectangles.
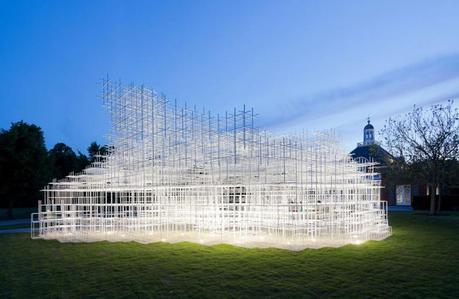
[0,121,50,217]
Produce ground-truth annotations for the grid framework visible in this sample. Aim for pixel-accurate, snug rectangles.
[31,79,391,250]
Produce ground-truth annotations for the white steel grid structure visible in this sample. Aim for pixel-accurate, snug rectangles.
[31,79,391,250]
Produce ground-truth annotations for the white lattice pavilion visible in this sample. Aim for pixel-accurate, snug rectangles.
[32,79,391,250]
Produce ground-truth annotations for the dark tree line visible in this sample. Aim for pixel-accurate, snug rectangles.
[0,121,107,218]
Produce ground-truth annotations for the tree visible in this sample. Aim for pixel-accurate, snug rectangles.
[48,143,78,180]
[381,100,459,214]
[75,151,90,173]
[87,141,108,163]
[0,122,50,218]
[48,143,92,180]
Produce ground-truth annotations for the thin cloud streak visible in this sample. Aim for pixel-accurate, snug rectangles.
[261,53,459,130]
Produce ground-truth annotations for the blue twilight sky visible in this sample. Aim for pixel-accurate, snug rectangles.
[1,0,459,152]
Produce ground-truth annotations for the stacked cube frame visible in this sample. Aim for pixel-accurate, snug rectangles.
[32,79,391,250]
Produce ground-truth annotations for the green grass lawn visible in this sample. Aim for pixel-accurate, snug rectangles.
[1,213,458,298]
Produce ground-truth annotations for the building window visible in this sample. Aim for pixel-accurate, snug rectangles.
[426,186,439,196]
[396,185,411,206]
